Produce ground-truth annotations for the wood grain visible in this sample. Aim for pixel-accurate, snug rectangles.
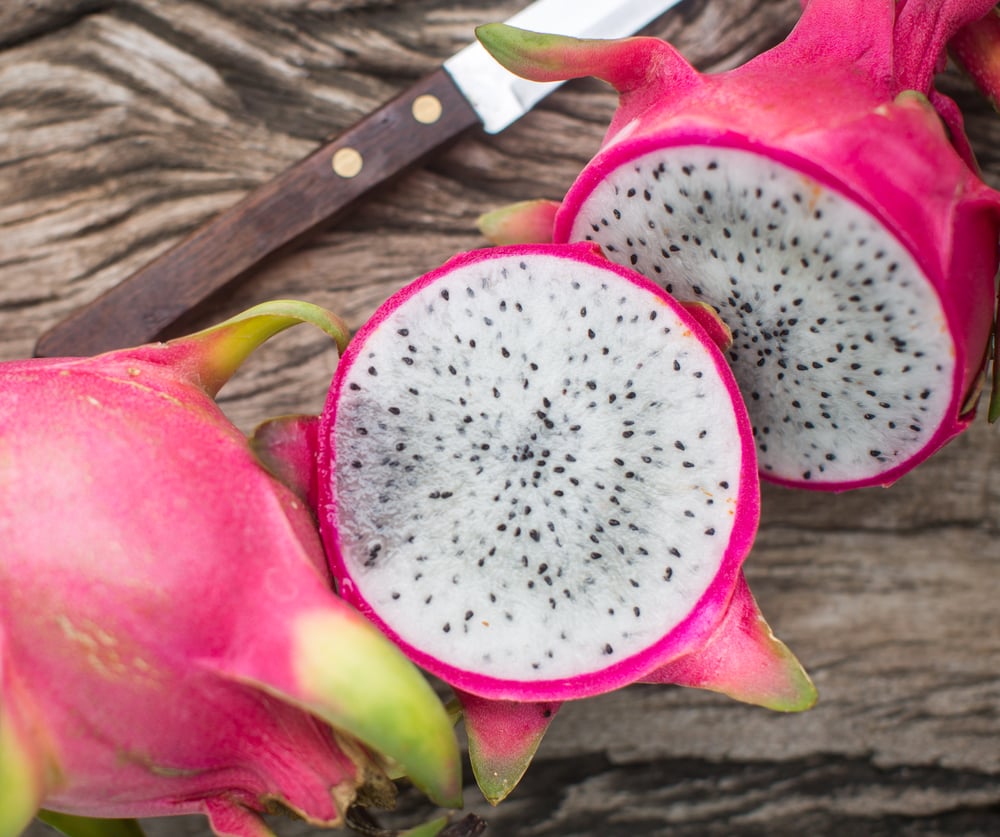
[5,1,1000,835]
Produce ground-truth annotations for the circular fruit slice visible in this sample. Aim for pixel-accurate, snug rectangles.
[320,244,763,701]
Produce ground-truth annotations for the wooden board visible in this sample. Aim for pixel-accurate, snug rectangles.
[5,1,1000,834]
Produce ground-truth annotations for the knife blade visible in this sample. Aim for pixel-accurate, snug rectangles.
[34,0,683,358]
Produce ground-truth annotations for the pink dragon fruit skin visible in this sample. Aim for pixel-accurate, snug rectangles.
[314,243,817,803]
[0,302,461,837]
[476,0,1000,491]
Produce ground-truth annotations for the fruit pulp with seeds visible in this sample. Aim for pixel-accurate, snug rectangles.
[565,145,955,487]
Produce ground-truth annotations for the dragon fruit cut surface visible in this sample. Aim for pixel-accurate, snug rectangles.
[477,0,1000,490]
[316,244,816,803]
[0,302,461,837]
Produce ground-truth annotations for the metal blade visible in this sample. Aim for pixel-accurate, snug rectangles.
[445,0,683,133]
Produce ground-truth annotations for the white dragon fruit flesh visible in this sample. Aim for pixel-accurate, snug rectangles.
[0,302,461,837]
[315,244,816,803]
[476,0,1000,490]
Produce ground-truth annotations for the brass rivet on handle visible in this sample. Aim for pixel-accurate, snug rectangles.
[412,94,443,125]
[332,147,363,178]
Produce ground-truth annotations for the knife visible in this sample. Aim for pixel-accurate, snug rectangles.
[34,0,683,358]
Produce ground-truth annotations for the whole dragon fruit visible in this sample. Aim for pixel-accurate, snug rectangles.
[0,301,460,837]
[476,0,1000,490]
[314,244,816,803]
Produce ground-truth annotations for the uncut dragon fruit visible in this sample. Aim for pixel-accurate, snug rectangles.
[311,244,816,803]
[0,301,460,837]
[476,0,1000,490]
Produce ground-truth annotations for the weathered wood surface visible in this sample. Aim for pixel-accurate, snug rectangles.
[5,0,1000,834]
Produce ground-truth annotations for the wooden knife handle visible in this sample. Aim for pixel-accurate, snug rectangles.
[34,68,480,358]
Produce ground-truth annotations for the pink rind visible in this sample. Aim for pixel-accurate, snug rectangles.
[319,242,761,702]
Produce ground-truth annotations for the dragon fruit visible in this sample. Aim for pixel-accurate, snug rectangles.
[476,0,1000,490]
[313,243,816,803]
[0,301,461,837]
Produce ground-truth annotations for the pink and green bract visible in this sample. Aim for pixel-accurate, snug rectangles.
[316,244,816,804]
[477,0,1000,490]
[0,302,461,837]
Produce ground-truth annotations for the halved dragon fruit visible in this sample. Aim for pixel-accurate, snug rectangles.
[0,302,460,837]
[476,0,1000,490]
[316,244,816,803]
